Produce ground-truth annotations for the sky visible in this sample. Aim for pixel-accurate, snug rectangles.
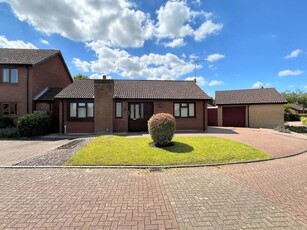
[0,0,306,97]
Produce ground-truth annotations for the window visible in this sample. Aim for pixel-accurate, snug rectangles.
[2,69,18,83]
[130,103,144,120]
[115,102,122,118]
[69,102,94,119]
[2,103,17,116]
[174,103,195,118]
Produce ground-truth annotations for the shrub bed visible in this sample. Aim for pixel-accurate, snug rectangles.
[17,113,52,137]
[0,117,15,128]
[148,113,176,147]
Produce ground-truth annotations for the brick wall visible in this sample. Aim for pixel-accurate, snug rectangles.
[0,65,28,116]
[249,104,284,128]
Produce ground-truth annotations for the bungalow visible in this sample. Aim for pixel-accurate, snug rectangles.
[55,77,211,133]
[214,88,287,128]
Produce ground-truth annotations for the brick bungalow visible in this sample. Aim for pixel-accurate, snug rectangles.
[0,48,73,121]
[55,78,211,133]
[214,88,287,128]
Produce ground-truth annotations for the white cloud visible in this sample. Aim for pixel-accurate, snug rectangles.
[185,76,207,86]
[89,73,112,79]
[72,58,91,72]
[5,0,222,48]
[164,38,186,48]
[278,69,304,77]
[209,80,223,86]
[39,38,49,45]
[5,0,153,48]
[206,53,225,62]
[284,49,302,59]
[252,81,264,88]
[75,42,195,79]
[0,35,37,49]
[194,20,223,41]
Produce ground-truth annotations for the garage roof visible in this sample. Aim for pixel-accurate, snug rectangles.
[215,88,287,105]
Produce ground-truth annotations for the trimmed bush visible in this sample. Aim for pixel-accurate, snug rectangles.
[17,113,52,137]
[0,117,15,128]
[284,113,300,121]
[148,113,176,147]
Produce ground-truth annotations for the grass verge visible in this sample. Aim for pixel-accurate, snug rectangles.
[66,136,271,166]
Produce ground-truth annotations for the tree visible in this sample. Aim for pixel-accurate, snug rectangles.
[74,73,89,79]
[282,89,307,113]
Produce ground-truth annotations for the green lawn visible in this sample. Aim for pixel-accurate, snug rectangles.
[65,136,271,166]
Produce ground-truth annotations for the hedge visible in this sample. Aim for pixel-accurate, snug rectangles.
[17,113,52,137]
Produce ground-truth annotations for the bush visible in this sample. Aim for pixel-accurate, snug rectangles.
[148,113,176,147]
[0,117,15,128]
[302,117,307,126]
[284,113,300,121]
[17,113,52,137]
[299,114,307,118]
[285,125,307,133]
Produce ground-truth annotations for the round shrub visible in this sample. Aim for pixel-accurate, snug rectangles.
[148,113,176,147]
[17,113,52,137]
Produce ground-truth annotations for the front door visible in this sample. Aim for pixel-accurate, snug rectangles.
[128,102,153,132]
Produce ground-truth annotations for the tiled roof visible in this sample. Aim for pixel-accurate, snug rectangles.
[56,79,95,99]
[215,88,287,105]
[113,80,210,100]
[0,48,60,65]
[56,79,210,100]
[290,103,302,111]
[34,88,63,101]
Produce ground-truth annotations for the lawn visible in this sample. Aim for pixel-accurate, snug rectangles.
[65,136,271,166]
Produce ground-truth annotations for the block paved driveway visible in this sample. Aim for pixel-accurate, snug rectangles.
[1,153,306,229]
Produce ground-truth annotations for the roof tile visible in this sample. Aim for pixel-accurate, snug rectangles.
[0,48,59,65]
[215,88,287,105]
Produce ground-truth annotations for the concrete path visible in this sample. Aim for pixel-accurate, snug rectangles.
[0,153,306,229]
[0,139,70,165]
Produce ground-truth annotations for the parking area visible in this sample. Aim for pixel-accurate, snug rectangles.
[0,139,70,166]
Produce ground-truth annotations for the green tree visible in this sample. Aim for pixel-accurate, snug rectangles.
[74,73,89,79]
[282,89,307,112]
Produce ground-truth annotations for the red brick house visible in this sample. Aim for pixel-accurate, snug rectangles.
[55,78,211,133]
[0,48,73,121]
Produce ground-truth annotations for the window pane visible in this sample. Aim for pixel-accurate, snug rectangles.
[79,103,85,107]
[181,107,188,117]
[130,104,135,119]
[135,104,140,119]
[140,103,144,119]
[189,103,195,117]
[181,103,187,107]
[11,69,18,83]
[87,103,94,117]
[10,103,17,115]
[70,103,77,117]
[115,102,122,118]
[78,107,86,118]
[3,104,9,115]
[174,103,180,117]
[3,69,9,82]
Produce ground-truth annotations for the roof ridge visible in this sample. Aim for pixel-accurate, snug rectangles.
[216,88,276,92]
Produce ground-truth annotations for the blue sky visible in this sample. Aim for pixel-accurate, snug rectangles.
[0,0,306,97]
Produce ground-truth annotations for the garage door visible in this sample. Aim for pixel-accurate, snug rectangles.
[223,106,246,127]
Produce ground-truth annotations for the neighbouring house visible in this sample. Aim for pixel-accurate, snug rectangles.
[0,48,73,122]
[55,78,211,133]
[288,103,305,114]
[214,88,287,128]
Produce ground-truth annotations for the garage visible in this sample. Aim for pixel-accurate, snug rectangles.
[215,88,287,128]
[222,106,246,127]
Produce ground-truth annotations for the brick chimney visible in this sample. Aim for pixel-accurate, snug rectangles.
[94,79,114,133]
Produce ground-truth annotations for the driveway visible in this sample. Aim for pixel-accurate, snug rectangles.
[0,153,306,229]
[0,139,70,166]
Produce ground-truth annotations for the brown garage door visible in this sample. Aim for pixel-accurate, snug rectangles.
[223,106,246,127]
